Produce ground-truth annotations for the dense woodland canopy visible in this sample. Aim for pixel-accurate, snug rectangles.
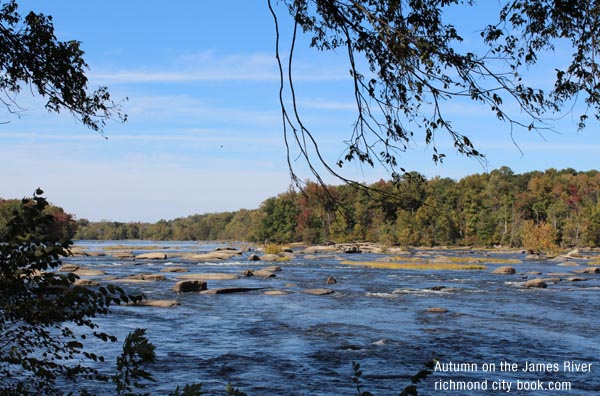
[61,168,600,251]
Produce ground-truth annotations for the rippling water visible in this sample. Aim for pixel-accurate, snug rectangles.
[66,241,600,395]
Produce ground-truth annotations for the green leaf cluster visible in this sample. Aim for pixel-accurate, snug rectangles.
[0,0,126,130]
[0,190,132,395]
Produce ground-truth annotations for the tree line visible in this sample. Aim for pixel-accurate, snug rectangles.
[68,167,600,250]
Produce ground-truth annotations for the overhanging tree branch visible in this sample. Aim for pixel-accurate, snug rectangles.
[269,0,600,189]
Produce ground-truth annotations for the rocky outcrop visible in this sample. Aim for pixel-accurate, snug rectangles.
[112,251,135,259]
[176,273,238,280]
[135,252,167,260]
[303,288,335,295]
[114,273,166,282]
[184,250,242,261]
[173,280,207,293]
[160,267,189,273]
[69,247,88,257]
[492,266,516,274]
[130,299,179,308]
[524,279,548,288]
[426,307,449,313]
[74,268,106,276]
[58,264,80,272]
[74,279,100,287]
[259,254,281,262]
[303,245,338,254]
[264,290,289,295]
[568,277,587,282]
[575,267,600,274]
[253,269,276,278]
[200,287,262,295]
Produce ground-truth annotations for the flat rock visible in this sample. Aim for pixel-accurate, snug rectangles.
[135,252,167,260]
[177,273,239,281]
[184,251,240,261]
[303,245,338,254]
[263,265,282,272]
[74,279,100,287]
[58,264,80,272]
[259,254,281,262]
[200,287,263,295]
[112,251,135,259]
[303,288,335,296]
[574,267,600,274]
[128,273,166,281]
[160,267,189,273]
[568,277,587,282]
[264,290,289,295]
[426,307,449,313]
[130,300,179,308]
[69,247,88,257]
[492,266,516,274]
[253,269,276,278]
[74,268,106,276]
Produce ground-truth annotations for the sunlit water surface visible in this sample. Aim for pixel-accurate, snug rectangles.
[65,241,600,395]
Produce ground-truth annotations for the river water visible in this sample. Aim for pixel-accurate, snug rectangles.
[65,241,600,395]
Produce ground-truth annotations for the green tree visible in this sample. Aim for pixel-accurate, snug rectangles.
[256,192,300,243]
[0,0,125,129]
[0,198,77,242]
[0,190,134,396]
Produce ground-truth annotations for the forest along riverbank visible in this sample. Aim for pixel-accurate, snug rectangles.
[63,241,600,395]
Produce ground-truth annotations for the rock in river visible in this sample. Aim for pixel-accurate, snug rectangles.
[173,280,207,293]
[200,287,263,295]
[492,266,516,275]
[135,252,167,260]
[253,269,276,278]
[524,279,548,288]
[259,254,281,262]
[130,299,179,308]
[176,273,239,281]
[303,288,335,296]
[426,307,449,313]
[574,267,600,274]
[161,267,189,273]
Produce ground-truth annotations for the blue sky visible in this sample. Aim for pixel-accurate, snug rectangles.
[1,1,598,222]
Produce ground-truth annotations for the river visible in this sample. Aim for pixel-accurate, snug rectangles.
[64,241,600,395]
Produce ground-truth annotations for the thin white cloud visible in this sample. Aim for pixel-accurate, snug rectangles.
[90,52,350,84]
